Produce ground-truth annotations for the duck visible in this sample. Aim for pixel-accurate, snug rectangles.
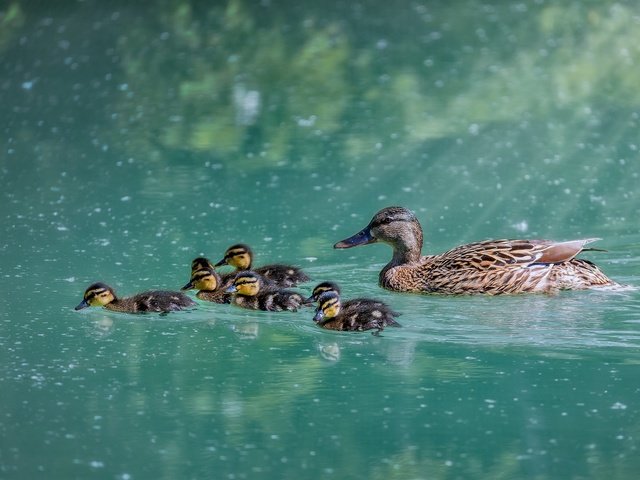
[225,271,307,312]
[305,281,388,311]
[313,291,401,334]
[334,206,619,295]
[215,243,310,288]
[75,282,196,313]
[181,267,231,304]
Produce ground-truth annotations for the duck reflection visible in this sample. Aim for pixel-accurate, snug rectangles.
[232,322,260,340]
[89,316,115,338]
[317,342,341,362]
[382,340,417,367]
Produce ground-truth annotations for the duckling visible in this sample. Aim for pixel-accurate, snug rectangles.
[189,256,237,288]
[225,271,307,312]
[215,243,310,288]
[305,281,387,311]
[75,282,196,313]
[313,291,401,334]
[334,206,619,295]
[181,267,230,304]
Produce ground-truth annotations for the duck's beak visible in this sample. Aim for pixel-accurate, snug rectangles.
[334,226,375,249]
[303,295,315,305]
[225,285,237,293]
[214,258,227,267]
[313,309,325,323]
[74,299,90,311]
[181,280,194,291]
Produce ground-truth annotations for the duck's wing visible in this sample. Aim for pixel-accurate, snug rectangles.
[433,238,602,271]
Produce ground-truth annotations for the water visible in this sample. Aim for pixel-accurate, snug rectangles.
[1,1,640,479]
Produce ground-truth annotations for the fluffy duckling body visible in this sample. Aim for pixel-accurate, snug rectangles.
[313,291,401,334]
[216,244,310,288]
[181,267,231,304]
[306,281,387,311]
[334,206,618,295]
[75,282,195,313]
[226,271,306,312]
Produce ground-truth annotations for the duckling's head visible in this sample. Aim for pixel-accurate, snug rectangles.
[191,257,214,274]
[313,291,341,322]
[182,268,221,291]
[306,281,341,304]
[226,271,262,296]
[334,206,423,260]
[75,282,117,310]
[215,244,253,270]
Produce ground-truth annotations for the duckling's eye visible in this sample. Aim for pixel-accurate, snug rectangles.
[227,248,247,259]
[322,298,338,311]
[86,288,106,300]
[99,292,110,299]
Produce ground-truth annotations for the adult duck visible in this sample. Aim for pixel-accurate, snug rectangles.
[334,206,618,294]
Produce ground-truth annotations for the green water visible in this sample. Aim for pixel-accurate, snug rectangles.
[2,1,640,479]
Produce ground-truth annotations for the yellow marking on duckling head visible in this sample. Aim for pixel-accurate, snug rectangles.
[311,282,340,301]
[318,292,341,319]
[312,286,331,298]
[83,283,116,307]
[233,273,260,296]
[224,244,253,270]
[191,269,219,291]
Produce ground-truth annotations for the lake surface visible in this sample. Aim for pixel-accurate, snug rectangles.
[1,1,639,479]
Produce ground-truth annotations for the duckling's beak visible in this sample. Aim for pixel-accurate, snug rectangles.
[181,280,194,291]
[334,226,375,249]
[303,295,316,305]
[313,309,325,323]
[74,299,90,311]
[214,258,227,267]
[225,285,238,293]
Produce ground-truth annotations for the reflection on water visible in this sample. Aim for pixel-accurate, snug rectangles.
[232,321,260,341]
[317,341,341,362]
[3,280,640,479]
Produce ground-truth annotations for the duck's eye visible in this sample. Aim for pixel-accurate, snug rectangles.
[227,248,247,258]
[322,298,338,310]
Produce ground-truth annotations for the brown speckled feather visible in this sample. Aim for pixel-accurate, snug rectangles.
[314,291,401,333]
[335,207,618,295]
[106,290,196,313]
[196,289,230,304]
[232,289,306,311]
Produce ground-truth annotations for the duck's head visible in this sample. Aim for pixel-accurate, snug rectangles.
[215,244,253,270]
[334,206,423,260]
[191,257,214,274]
[305,281,341,304]
[75,282,117,310]
[182,267,221,291]
[313,291,341,322]
[226,271,261,296]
